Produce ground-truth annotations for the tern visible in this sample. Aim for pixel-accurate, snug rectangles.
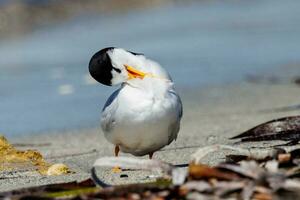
[89,47,182,160]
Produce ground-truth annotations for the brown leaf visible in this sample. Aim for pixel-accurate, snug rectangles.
[189,163,240,181]
[253,192,273,200]
[230,116,300,144]
[278,153,291,164]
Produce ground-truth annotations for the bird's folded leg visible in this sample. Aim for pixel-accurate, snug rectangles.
[112,145,122,173]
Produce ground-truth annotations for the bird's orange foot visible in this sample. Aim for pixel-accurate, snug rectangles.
[112,166,122,173]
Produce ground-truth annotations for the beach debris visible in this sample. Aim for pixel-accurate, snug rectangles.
[93,156,173,174]
[4,139,300,199]
[230,116,300,146]
[0,178,98,199]
[0,135,71,175]
[91,157,187,187]
[87,145,300,199]
[3,143,300,199]
[47,163,71,176]
[190,144,284,164]
[5,146,300,199]
[189,163,240,180]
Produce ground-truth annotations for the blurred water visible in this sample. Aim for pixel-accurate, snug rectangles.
[1,0,300,136]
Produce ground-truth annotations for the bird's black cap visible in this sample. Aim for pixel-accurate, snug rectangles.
[89,47,114,86]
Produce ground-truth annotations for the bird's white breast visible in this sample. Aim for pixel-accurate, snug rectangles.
[101,77,181,156]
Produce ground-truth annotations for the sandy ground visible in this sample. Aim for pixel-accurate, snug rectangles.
[1,82,300,192]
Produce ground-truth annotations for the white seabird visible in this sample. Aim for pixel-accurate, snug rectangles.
[89,47,182,159]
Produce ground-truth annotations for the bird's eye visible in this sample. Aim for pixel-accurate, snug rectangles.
[112,67,121,73]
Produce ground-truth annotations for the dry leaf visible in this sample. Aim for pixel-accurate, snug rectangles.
[230,116,300,145]
[189,163,239,181]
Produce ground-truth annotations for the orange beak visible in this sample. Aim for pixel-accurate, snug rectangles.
[124,64,146,79]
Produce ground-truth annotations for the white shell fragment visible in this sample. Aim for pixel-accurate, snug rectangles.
[47,163,70,176]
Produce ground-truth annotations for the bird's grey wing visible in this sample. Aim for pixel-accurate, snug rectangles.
[168,90,183,144]
[100,89,121,132]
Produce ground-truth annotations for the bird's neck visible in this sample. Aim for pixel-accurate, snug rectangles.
[125,77,173,96]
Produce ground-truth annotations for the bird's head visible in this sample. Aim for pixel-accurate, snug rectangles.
[89,47,169,86]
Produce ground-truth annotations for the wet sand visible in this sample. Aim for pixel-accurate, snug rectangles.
[1,82,300,192]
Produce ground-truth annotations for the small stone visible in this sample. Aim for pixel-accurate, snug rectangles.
[128,193,140,200]
[278,153,291,163]
[179,186,189,196]
[157,190,169,197]
[120,174,128,178]
[47,163,70,176]
[186,192,207,200]
[143,190,152,197]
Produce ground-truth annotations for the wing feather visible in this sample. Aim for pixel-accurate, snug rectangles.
[101,89,121,132]
[167,90,183,144]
